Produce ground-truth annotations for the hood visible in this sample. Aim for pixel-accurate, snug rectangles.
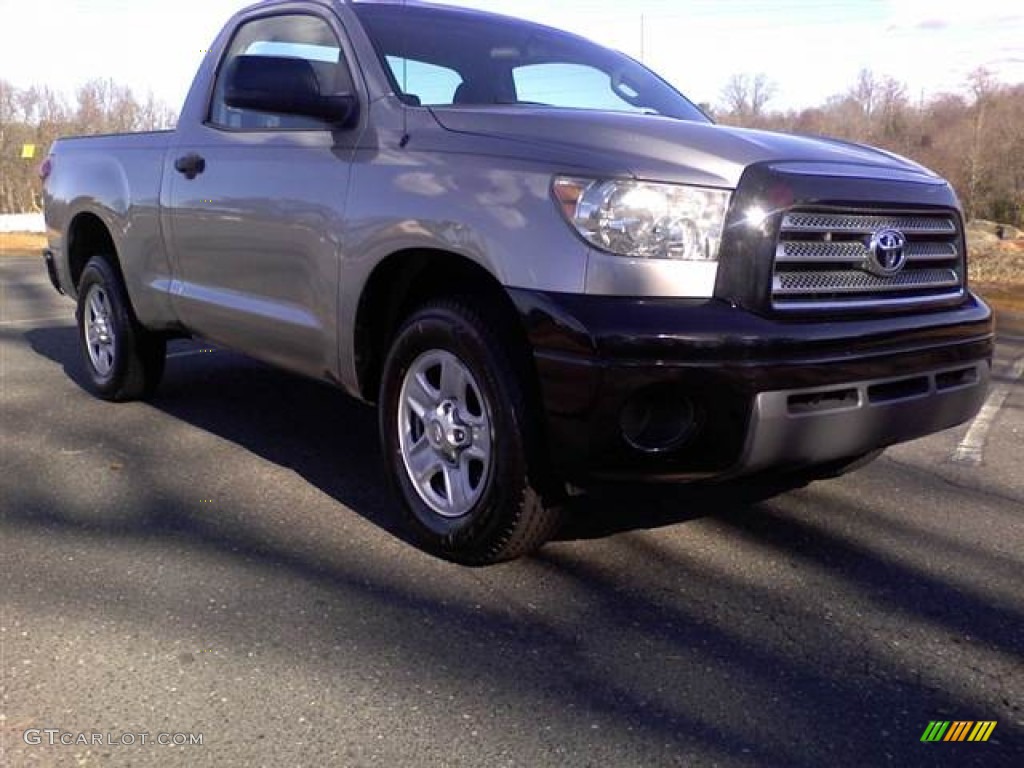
[430,107,942,189]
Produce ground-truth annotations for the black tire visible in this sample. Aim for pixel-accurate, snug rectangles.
[379,299,562,564]
[75,255,166,401]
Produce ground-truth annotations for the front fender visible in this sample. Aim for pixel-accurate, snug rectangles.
[336,144,590,395]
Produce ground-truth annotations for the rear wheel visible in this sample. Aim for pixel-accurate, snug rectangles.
[379,299,562,564]
[76,255,165,401]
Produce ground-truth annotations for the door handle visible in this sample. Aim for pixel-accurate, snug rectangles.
[174,153,206,180]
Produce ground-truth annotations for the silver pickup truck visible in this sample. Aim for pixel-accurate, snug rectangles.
[42,0,994,563]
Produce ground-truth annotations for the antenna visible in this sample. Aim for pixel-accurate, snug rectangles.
[640,14,645,63]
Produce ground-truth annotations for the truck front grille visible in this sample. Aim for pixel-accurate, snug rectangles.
[772,209,965,312]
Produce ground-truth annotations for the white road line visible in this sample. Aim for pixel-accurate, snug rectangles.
[953,355,1024,465]
[0,315,71,327]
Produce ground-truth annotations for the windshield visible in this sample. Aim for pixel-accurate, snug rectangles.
[351,4,709,122]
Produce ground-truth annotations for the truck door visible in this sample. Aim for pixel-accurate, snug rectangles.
[166,11,362,379]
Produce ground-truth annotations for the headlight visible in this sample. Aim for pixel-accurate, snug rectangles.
[553,177,731,261]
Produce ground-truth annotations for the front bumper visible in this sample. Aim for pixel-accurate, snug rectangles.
[509,289,994,481]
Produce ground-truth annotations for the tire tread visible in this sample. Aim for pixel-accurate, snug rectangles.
[76,255,165,402]
[381,296,562,564]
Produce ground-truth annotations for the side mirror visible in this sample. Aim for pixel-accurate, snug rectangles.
[224,55,357,125]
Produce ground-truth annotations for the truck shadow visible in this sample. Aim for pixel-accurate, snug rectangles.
[27,326,411,540]
[25,325,791,545]
[16,324,1024,766]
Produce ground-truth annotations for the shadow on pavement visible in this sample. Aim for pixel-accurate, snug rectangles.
[26,324,792,545]
[12,323,1022,767]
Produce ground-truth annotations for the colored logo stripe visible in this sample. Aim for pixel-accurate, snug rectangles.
[968,722,997,742]
[944,721,973,741]
[920,720,996,742]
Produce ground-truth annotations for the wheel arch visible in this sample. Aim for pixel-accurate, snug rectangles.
[353,248,535,406]
[67,211,125,296]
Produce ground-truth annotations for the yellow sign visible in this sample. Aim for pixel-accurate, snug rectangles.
[21,144,37,159]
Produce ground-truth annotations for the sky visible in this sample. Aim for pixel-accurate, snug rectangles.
[1,0,1022,113]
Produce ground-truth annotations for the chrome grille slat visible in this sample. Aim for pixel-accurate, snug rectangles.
[772,292,965,312]
[776,241,958,263]
[781,213,956,235]
[772,209,964,312]
[773,269,959,295]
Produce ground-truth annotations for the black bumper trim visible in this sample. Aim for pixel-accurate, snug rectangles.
[509,289,994,480]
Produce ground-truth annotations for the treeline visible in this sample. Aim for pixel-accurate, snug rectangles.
[2,71,1022,225]
[0,79,176,213]
[714,68,1024,226]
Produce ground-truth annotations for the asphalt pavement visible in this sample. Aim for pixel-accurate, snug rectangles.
[2,256,1022,767]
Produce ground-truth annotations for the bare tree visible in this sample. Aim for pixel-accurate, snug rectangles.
[849,69,877,122]
[963,68,997,219]
[720,74,750,116]
[876,76,910,149]
[0,80,176,213]
[720,73,777,126]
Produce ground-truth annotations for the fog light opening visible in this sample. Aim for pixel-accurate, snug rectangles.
[619,388,698,454]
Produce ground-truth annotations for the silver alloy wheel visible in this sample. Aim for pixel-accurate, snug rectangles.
[84,284,116,377]
[398,349,493,518]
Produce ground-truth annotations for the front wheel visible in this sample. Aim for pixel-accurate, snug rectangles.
[379,299,561,564]
[76,256,166,401]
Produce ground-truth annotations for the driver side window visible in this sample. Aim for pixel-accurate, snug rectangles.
[210,14,352,130]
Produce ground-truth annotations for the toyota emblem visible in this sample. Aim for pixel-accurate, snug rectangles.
[866,228,908,276]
